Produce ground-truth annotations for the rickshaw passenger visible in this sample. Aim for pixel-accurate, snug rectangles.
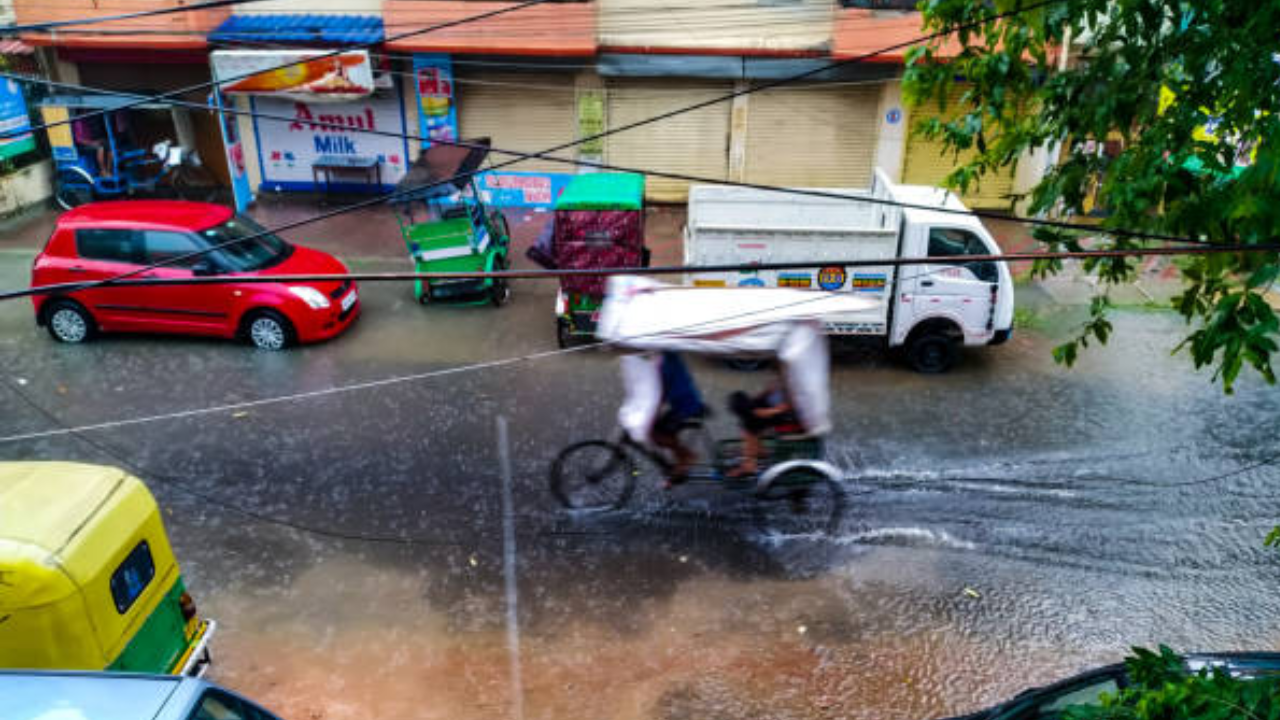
[727,363,801,478]
[652,351,705,483]
[72,112,109,175]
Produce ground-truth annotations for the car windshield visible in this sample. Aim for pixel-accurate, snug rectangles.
[199,215,291,272]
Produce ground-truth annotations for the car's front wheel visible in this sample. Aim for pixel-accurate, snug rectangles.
[45,299,96,344]
[242,310,295,351]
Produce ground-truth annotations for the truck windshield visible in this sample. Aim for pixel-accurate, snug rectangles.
[199,215,292,272]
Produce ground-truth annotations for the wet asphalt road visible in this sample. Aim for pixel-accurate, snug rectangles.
[1,239,1278,720]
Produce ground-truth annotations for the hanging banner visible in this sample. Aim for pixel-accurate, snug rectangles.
[576,89,605,159]
[0,79,34,160]
[251,88,410,192]
[413,54,458,149]
[212,50,375,102]
[212,92,253,212]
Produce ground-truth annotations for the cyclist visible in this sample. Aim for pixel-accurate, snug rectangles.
[652,351,706,484]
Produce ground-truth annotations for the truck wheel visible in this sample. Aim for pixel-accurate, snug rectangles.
[906,331,958,374]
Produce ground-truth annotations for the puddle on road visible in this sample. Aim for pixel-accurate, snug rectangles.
[205,554,1084,720]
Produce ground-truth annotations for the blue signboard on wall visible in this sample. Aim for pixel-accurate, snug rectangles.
[477,171,574,209]
[0,79,34,160]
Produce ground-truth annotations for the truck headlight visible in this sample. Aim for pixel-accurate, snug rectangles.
[288,286,330,310]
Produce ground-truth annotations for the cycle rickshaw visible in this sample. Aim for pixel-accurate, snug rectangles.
[546,172,648,347]
[39,95,217,210]
[549,276,875,536]
[390,139,512,306]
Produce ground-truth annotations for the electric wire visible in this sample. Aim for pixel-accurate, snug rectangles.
[0,0,1084,303]
[0,289,890,543]
[6,0,558,139]
[17,69,1219,250]
[0,0,276,36]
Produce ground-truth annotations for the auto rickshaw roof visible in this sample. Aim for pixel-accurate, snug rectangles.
[554,172,644,211]
[393,138,491,200]
[0,462,137,554]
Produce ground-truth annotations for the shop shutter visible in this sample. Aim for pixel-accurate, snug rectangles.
[743,84,880,188]
[605,80,733,203]
[902,86,1015,210]
[457,72,578,174]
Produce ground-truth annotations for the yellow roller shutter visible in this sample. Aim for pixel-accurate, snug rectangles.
[606,80,733,203]
[457,72,578,174]
[743,84,880,188]
[902,86,1015,210]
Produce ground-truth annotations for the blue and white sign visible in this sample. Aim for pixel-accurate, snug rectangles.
[251,86,410,192]
[0,79,34,160]
[477,171,573,209]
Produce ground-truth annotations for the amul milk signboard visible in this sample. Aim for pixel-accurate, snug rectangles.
[212,50,375,102]
[250,90,410,191]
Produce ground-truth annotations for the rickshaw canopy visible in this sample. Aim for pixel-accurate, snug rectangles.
[39,94,175,112]
[553,172,644,211]
[392,139,490,203]
[598,276,879,439]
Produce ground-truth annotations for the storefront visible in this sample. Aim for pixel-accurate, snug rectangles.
[210,16,406,199]
[742,84,881,188]
[385,0,596,208]
[39,48,232,193]
[604,79,733,203]
[901,85,1016,210]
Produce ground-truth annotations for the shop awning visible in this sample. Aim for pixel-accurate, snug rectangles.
[15,0,228,50]
[383,1,596,56]
[833,9,963,61]
[210,14,384,45]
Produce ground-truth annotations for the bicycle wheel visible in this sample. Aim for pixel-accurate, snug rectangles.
[753,468,845,538]
[54,167,95,210]
[550,440,636,511]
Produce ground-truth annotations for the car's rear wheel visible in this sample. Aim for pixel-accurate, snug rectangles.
[242,310,295,351]
[45,300,96,344]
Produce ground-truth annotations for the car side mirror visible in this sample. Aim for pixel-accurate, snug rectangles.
[191,259,218,276]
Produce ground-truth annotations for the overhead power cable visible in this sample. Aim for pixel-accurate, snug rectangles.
[0,290,842,444]
[8,241,1276,302]
[0,0,274,36]
[1,0,1087,301]
[9,72,1219,252]
[3,0,556,139]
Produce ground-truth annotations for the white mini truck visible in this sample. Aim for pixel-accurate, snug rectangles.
[683,170,1015,372]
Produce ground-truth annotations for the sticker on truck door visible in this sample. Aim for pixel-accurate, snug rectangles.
[817,266,847,290]
[852,273,887,292]
[777,273,812,288]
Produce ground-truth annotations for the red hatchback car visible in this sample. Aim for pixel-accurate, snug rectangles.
[31,201,359,350]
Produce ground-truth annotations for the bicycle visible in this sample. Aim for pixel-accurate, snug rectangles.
[549,421,847,537]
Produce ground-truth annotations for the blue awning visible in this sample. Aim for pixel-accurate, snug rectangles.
[210,14,384,45]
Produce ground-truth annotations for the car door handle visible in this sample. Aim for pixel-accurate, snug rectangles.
[68,266,87,273]
[920,280,934,287]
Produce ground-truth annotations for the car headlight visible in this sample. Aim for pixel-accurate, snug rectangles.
[288,286,330,310]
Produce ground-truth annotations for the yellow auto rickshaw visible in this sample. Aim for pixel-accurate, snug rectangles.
[0,462,215,674]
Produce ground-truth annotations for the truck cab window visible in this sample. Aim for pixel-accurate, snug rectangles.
[927,228,998,283]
